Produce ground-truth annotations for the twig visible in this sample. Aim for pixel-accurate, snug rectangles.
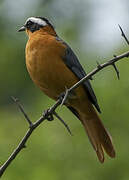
[0,99,62,177]
[61,51,129,104]
[70,51,129,91]
[118,25,129,45]
[0,26,129,178]
[53,111,72,135]
[112,63,120,79]
[11,96,33,126]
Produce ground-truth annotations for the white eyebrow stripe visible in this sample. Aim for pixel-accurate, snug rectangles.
[26,17,47,26]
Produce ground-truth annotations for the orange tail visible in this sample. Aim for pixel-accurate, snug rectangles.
[77,107,115,163]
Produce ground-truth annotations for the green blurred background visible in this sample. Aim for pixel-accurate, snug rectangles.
[0,0,129,179]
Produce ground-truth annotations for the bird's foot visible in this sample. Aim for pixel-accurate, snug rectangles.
[58,89,76,106]
[58,91,69,106]
[58,92,65,102]
[43,109,54,121]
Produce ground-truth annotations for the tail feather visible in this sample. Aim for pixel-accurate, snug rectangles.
[78,108,115,163]
[99,126,115,158]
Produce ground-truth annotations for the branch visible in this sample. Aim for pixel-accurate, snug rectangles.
[0,26,129,178]
[0,99,56,177]
[61,50,129,104]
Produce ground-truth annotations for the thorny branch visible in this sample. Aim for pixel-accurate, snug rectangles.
[61,50,129,104]
[0,26,129,178]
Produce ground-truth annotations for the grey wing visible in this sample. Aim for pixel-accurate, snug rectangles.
[62,44,101,113]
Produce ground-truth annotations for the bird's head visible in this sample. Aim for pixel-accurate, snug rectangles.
[18,17,56,36]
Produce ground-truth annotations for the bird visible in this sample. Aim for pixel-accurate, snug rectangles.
[18,16,115,163]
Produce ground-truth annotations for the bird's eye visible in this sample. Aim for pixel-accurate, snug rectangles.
[26,21,33,27]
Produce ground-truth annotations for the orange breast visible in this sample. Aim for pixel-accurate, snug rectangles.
[26,33,86,101]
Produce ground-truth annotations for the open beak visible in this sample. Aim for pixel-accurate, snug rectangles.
[18,26,26,32]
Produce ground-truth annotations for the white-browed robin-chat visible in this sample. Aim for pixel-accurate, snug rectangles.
[18,16,115,163]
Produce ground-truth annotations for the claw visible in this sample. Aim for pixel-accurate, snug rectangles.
[43,109,54,121]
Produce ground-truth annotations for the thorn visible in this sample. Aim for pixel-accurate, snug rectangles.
[112,63,120,80]
[53,112,73,136]
[11,96,33,126]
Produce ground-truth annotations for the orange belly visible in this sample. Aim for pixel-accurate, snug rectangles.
[25,34,86,101]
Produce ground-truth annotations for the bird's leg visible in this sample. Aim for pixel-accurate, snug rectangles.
[58,91,66,102]
[58,88,76,106]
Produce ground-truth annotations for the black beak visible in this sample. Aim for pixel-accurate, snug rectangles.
[18,26,26,32]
